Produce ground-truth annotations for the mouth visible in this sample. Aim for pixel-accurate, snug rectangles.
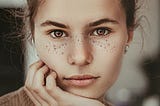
[63,75,100,87]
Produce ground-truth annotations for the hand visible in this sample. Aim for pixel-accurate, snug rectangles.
[25,60,105,106]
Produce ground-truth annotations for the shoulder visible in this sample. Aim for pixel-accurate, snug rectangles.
[0,87,34,106]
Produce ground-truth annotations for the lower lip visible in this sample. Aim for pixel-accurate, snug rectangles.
[65,78,96,87]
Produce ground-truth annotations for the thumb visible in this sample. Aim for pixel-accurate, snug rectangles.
[45,71,65,100]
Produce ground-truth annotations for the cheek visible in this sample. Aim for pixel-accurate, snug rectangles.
[45,41,68,55]
[89,37,123,54]
[89,36,125,78]
[35,38,69,69]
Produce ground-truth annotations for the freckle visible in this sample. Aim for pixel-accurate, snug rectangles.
[53,45,56,49]
[107,43,110,46]
[48,48,50,52]
[58,46,61,49]
[61,52,64,55]
[92,40,97,44]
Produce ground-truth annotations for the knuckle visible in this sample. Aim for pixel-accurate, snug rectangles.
[39,66,48,74]
[34,89,41,95]
[46,87,52,93]
[33,87,38,92]
[25,82,33,90]
[29,61,43,70]
[29,62,37,69]
[41,66,49,72]
[24,84,30,89]
[32,86,40,93]
[29,64,37,71]
[32,86,44,95]
[46,86,54,94]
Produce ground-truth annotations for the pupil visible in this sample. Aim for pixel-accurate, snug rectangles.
[55,31,62,37]
[97,29,105,35]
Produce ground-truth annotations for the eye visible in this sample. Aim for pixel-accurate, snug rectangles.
[49,30,67,38]
[92,28,111,36]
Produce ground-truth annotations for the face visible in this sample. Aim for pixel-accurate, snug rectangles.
[34,0,132,99]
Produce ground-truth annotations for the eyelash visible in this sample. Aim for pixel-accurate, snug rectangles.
[90,27,112,37]
[47,29,68,39]
[47,27,112,39]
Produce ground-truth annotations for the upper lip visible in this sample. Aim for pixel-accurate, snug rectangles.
[63,74,100,80]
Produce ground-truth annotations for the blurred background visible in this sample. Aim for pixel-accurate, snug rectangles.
[0,0,159,106]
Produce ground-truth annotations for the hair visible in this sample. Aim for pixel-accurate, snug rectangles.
[24,0,140,39]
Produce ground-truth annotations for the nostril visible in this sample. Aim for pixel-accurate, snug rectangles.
[87,55,93,64]
[68,54,93,66]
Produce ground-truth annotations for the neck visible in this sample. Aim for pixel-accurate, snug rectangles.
[98,95,110,106]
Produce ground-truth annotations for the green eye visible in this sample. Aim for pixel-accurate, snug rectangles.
[50,30,66,38]
[92,28,110,36]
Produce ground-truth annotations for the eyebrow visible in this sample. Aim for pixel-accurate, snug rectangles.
[40,20,68,28]
[88,18,119,27]
[40,18,119,28]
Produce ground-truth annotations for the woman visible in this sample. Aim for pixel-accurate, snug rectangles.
[0,0,139,105]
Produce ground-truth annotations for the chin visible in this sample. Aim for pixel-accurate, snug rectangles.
[67,88,103,99]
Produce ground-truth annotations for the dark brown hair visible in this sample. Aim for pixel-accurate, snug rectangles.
[25,0,140,38]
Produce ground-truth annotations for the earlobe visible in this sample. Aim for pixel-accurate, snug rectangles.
[124,30,133,54]
[127,29,134,44]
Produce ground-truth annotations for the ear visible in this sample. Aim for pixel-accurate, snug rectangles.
[127,29,134,45]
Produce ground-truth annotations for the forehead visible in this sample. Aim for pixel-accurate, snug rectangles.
[35,0,125,25]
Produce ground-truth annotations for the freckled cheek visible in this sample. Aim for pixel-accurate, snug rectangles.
[44,41,69,56]
[89,38,125,54]
[89,38,113,52]
[36,41,69,70]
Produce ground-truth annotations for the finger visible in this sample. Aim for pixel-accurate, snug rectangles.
[25,60,44,88]
[29,60,44,70]
[32,65,58,105]
[46,72,65,100]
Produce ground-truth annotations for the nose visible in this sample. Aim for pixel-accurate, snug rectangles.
[67,37,93,66]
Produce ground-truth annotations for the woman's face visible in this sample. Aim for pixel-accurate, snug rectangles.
[34,0,132,99]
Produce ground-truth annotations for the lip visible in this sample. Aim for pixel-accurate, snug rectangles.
[63,75,100,87]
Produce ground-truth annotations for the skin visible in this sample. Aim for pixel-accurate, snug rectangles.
[25,0,133,105]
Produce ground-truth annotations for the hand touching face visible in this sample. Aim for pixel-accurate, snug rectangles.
[25,60,107,106]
